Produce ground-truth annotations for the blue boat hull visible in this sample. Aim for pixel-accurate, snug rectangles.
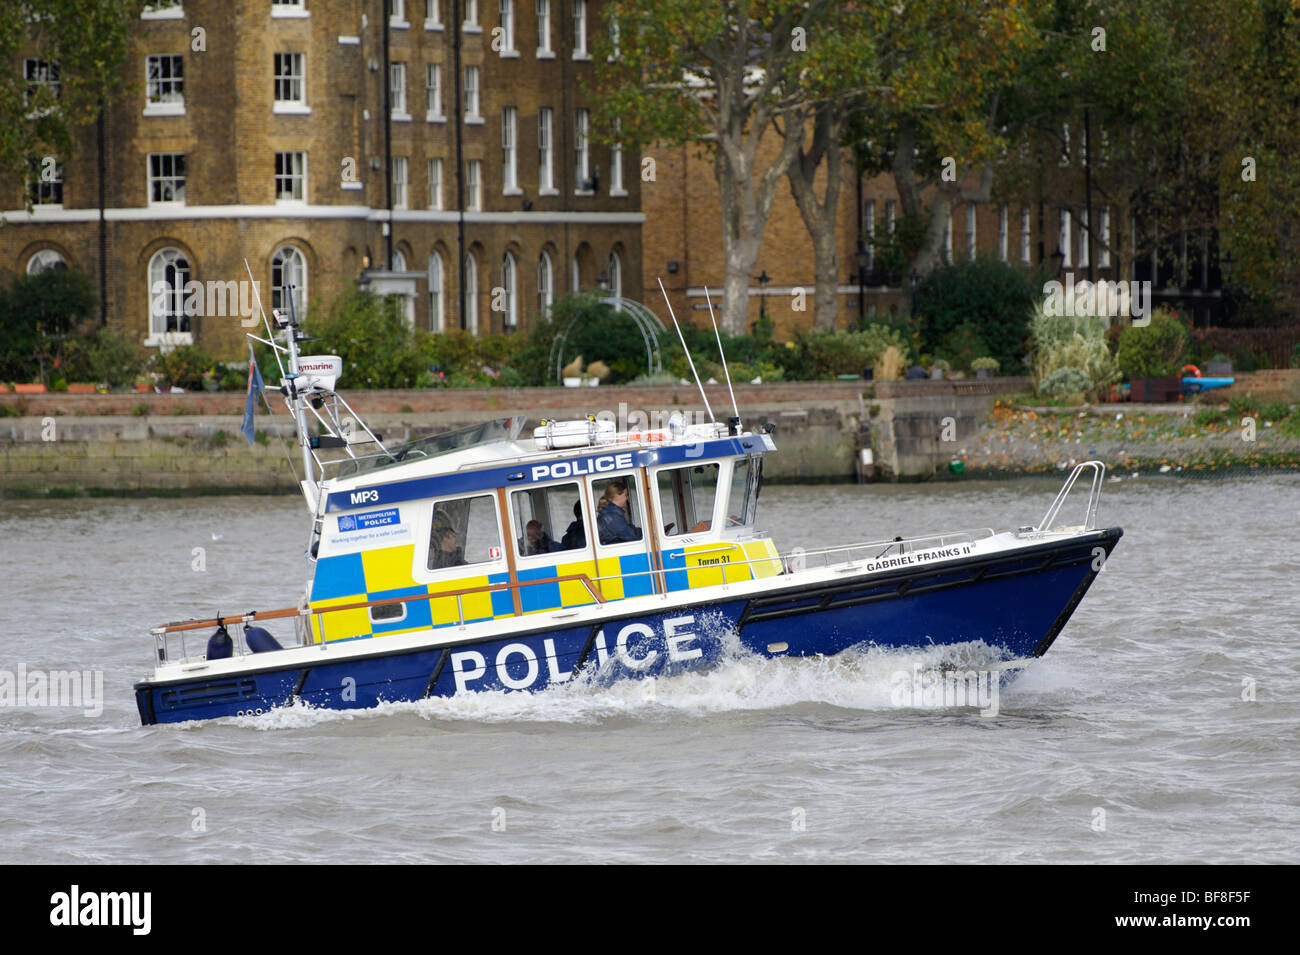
[135,528,1121,725]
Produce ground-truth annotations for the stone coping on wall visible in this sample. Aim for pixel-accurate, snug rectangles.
[0,377,1037,418]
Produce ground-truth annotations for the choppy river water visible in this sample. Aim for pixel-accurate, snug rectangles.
[1,475,1297,864]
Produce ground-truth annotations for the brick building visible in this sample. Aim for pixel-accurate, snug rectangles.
[643,120,1225,336]
[1,0,641,359]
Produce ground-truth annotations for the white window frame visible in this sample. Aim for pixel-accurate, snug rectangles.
[942,214,952,264]
[538,107,555,193]
[536,0,553,57]
[148,153,186,205]
[144,54,184,115]
[275,151,307,203]
[574,108,591,194]
[498,0,517,54]
[390,62,410,120]
[465,159,482,210]
[272,246,307,320]
[27,250,66,274]
[464,65,482,123]
[1100,207,1112,268]
[426,63,444,121]
[609,118,625,196]
[501,252,518,328]
[141,2,184,20]
[1020,207,1031,264]
[607,250,622,302]
[27,156,63,207]
[147,247,193,344]
[428,157,444,209]
[463,252,479,332]
[392,156,408,209]
[966,204,977,261]
[426,0,443,29]
[429,251,445,330]
[1078,208,1089,268]
[273,52,309,114]
[464,0,481,31]
[502,106,519,193]
[537,251,554,314]
[1060,208,1072,267]
[391,0,409,28]
[272,0,309,18]
[24,59,60,114]
[572,0,588,59]
[997,205,1008,261]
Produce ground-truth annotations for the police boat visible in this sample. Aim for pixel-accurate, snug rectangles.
[133,291,1122,725]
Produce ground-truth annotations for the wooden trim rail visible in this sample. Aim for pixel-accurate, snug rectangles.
[151,573,606,635]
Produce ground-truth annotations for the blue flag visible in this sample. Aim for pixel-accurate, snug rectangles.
[241,342,265,446]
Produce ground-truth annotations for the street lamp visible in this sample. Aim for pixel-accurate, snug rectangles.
[1220,252,1235,325]
[597,271,609,292]
[1050,245,1065,276]
[754,269,771,338]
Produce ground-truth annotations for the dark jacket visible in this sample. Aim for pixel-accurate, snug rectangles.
[561,519,585,550]
[597,501,642,544]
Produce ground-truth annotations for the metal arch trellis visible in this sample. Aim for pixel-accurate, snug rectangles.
[549,297,666,383]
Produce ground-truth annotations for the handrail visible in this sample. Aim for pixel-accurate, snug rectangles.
[1036,461,1106,534]
[152,573,605,636]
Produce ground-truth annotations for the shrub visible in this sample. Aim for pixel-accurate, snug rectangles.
[60,327,148,387]
[547,294,657,384]
[152,345,216,390]
[913,257,1040,373]
[779,326,912,379]
[0,268,99,383]
[305,288,427,388]
[1258,400,1292,422]
[1038,367,1092,399]
[933,321,988,371]
[1116,307,1191,379]
[1029,302,1120,400]
[971,356,1000,372]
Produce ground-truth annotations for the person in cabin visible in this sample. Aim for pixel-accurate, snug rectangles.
[597,481,643,544]
[430,526,466,568]
[520,519,558,555]
[561,501,586,550]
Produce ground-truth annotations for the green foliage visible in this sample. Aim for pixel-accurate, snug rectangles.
[549,294,657,384]
[1258,400,1292,422]
[305,287,427,389]
[151,345,215,391]
[0,1,138,202]
[913,258,1039,374]
[60,327,147,387]
[1193,407,1229,427]
[1116,307,1191,379]
[1029,301,1121,400]
[971,356,1000,372]
[933,322,988,371]
[772,325,913,380]
[1038,367,1092,399]
[0,268,99,383]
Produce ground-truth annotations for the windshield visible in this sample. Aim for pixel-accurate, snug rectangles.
[332,416,524,479]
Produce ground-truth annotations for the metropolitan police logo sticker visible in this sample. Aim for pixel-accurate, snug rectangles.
[338,514,358,531]
[337,508,400,533]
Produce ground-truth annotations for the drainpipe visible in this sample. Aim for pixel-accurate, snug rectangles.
[382,0,393,270]
[453,0,466,330]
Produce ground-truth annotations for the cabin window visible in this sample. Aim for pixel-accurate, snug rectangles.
[427,494,502,569]
[591,474,643,546]
[656,463,719,536]
[725,458,758,528]
[510,481,585,556]
[369,601,407,623]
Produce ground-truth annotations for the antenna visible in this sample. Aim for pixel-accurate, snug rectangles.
[657,277,714,423]
[243,258,286,379]
[703,285,740,428]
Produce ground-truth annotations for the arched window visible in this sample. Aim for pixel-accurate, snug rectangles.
[463,253,478,333]
[271,246,307,320]
[537,250,554,316]
[148,248,191,335]
[390,249,413,325]
[391,248,407,272]
[26,249,66,274]
[608,250,622,305]
[429,251,445,331]
[501,252,518,329]
[571,254,579,294]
